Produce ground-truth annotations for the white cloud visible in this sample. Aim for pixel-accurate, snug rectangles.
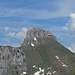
[4,26,15,38]
[62,13,75,31]
[8,32,15,37]
[16,27,27,40]
[4,27,28,47]
[68,43,75,53]
[62,13,75,53]
[4,27,27,40]
[69,13,75,31]
[70,13,75,18]
[62,23,69,31]
[4,26,9,31]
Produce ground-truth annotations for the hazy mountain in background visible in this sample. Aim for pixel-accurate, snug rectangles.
[0,28,75,75]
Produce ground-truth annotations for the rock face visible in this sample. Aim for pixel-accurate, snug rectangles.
[0,28,75,75]
[0,46,26,75]
[21,28,56,47]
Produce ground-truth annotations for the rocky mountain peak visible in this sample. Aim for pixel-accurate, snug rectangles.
[26,28,56,38]
[21,28,56,47]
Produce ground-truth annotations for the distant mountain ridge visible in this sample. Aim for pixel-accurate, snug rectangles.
[0,28,75,75]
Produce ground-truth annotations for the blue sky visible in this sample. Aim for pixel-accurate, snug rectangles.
[0,0,75,52]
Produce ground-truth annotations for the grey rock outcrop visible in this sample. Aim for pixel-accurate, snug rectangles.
[21,28,56,47]
[0,46,26,75]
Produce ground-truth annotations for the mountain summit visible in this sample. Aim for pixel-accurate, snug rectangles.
[0,28,75,75]
[21,28,56,47]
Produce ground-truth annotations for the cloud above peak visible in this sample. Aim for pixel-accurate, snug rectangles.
[4,26,9,31]
[4,27,28,41]
[16,27,27,40]
[62,13,75,31]
[8,32,16,38]
[62,13,75,52]
[69,13,75,31]
[70,13,75,18]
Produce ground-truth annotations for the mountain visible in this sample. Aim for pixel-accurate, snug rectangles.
[0,28,75,75]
